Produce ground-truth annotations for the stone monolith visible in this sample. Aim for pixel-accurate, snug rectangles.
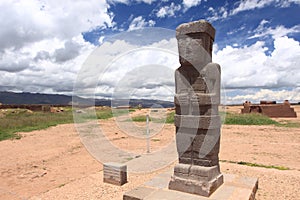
[168,20,223,197]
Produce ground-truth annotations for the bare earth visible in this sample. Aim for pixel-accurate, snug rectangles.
[1,106,300,200]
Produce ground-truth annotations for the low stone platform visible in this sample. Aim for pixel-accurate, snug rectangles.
[123,171,258,200]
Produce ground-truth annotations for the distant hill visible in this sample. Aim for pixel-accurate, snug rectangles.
[0,91,174,108]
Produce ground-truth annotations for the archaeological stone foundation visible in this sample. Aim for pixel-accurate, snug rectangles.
[241,100,297,118]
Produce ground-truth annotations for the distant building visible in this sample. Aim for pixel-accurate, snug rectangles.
[241,100,297,118]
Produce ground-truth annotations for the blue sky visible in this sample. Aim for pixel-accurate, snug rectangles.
[0,0,299,104]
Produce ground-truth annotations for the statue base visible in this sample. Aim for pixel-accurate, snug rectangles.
[123,171,258,200]
[168,164,223,197]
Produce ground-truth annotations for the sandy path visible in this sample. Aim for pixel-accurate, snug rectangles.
[0,106,299,199]
[0,124,100,200]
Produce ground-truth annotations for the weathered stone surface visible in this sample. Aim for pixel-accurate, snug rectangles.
[172,164,221,181]
[169,20,223,197]
[176,20,215,65]
[169,173,223,197]
[174,115,221,129]
[241,100,297,118]
[104,162,127,186]
[123,187,156,200]
[123,172,258,200]
[176,20,216,39]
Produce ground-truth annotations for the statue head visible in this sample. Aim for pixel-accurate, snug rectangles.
[176,20,215,68]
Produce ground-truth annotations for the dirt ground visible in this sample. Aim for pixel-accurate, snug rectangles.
[0,105,300,200]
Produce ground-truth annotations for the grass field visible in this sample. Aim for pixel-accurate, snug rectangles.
[0,109,74,141]
[130,111,174,124]
[0,107,134,141]
[224,112,279,125]
[1,108,299,141]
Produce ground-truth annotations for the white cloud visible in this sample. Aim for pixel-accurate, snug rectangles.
[0,0,112,94]
[226,25,246,35]
[0,35,95,94]
[207,0,300,21]
[226,88,300,104]
[207,6,229,22]
[249,20,300,39]
[182,0,202,10]
[231,0,300,15]
[156,3,181,18]
[0,0,112,50]
[108,0,129,4]
[231,0,273,15]
[74,33,179,101]
[128,16,156,31]
[214,36,300,90]
[136,0,157,4]
[108,0,157,4]
[276,0,300,7]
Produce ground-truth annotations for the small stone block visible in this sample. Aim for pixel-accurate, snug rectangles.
[103,162,127,186]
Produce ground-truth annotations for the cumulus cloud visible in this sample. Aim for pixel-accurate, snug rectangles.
[1,0,299,105]
[128,16,156,31]
[0,0,113,94]
[53,41,82,63]
[214,36,300,90]
[231,0,273,15]
[156,3,181,18]
[0,60,32,73]
[249,20,300,39]
[226,88,300,104]
[0,0,112,50]
[182,0,202,10]
[73,31,179,101]
[206,6,229,22]
[277,0,300,7]
[0,36,95,94]
[231,0,300,15]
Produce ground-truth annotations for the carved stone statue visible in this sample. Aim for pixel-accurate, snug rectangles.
[169,20,223,197]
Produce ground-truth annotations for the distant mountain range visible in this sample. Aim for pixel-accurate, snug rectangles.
[0,91,174,108]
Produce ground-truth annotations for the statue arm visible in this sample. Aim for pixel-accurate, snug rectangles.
[201,63,221,95]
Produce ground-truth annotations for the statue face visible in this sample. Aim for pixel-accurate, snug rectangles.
[177,33,213,68]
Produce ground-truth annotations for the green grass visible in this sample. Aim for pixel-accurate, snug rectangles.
[275,121,300,128]
[151,138,161,142]
[73,108,135,121]
[0,109,74,141]
[129,111,299,128]
[1,107,297,141]
[220,160,290,170]
[96,108,135,119]
[131,115,149,122]
[165,112,175,124]
[95,109,114,119]
[0,107,134,141]
[224,113,279,125]
[130,112,175,124]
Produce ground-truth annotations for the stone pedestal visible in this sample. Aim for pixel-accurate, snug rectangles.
[169,164,223,196]
[123,171,258,200]
[103,162,127,186]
